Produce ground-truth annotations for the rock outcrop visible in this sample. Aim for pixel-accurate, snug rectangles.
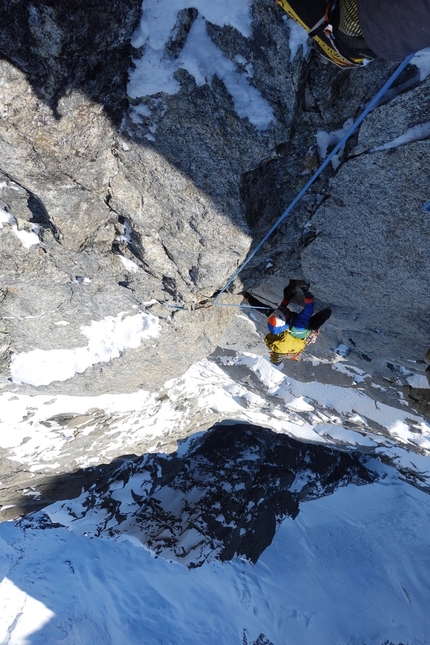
[301,76,430,365]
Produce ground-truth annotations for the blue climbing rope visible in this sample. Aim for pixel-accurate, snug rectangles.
[212,53,416,306]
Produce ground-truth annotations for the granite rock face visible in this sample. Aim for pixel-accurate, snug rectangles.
[0,0,140,124]
[1,0,283,393]
[300,76,430,365]
[0,0,429,397]
[240,66,430,373]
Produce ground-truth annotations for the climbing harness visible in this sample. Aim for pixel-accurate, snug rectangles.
[211,53,415,308]
[306,329,320,344]
[277,0,374,68]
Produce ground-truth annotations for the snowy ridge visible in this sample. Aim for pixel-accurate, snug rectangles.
[1,472,430,644]
[44,423,378,566]
[1,352,429,483]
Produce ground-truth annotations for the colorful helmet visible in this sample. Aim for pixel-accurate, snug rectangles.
[267,310,290,334]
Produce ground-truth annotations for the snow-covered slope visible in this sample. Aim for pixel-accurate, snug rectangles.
[1,475,430,645]
[1,306,430,643]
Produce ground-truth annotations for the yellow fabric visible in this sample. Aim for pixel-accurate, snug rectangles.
[265,331,306,356]
[275,0,365,67]
[339,0,362,37]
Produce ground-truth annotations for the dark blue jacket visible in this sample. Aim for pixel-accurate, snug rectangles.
[289,301,315,339]
[358,0,430,59]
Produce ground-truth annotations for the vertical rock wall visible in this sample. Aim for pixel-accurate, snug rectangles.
[0,0,429,394]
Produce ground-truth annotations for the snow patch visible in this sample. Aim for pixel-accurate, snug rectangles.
[286,17,309,62]
[0,208,40,248]
[128,0,275,130]
[334,343,351,357]
[10,311,160,386]
[316,118,354,169]
[371,121,430,152]
[119,256,140,272]
[406,373,430,390]
[0,578,55,643]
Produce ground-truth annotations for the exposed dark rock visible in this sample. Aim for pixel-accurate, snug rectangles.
[0,0,142,123]
[33,424,378,566]
[405,384,430,417]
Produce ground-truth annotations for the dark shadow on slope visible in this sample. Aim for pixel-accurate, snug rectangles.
[0,0,142,125]
[0,454,135,522]
[27,191,61,241]
[7,423,377,567]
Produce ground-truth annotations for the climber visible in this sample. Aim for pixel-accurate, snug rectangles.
[276,0,430,68]
[244,282,331,364]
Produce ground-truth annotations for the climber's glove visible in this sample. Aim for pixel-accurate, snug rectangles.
[301,285,313,299]
[283,287,295,301]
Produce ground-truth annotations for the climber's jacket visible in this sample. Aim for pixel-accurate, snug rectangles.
[265,297,314,361]
[285,298,315,339]
[357,0,430,60]
[265,330,309,361]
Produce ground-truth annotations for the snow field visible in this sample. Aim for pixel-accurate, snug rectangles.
[1,479,430,644]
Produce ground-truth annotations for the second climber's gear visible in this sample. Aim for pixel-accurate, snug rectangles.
[276,0,376,68]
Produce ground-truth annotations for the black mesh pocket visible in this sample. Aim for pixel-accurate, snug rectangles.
[339,0,363,37]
